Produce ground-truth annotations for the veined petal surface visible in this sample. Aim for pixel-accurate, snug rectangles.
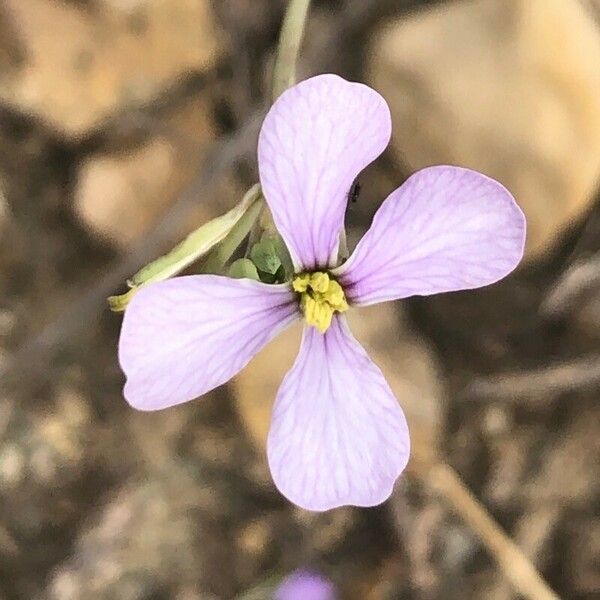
[267,316,410,511]
[119,275,299,410]
[335,166,526,306]
[258,74,391,271]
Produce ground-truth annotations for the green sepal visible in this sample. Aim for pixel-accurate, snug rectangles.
[250,239,282,275]
[257,270,277,284]
[229,258,260,280]
[268,233,294,280]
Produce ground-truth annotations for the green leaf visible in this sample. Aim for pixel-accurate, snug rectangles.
[250,239,282,275]
[229,258,260,280]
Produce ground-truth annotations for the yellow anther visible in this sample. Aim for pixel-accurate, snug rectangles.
[292,271,349,333]
[325,280,348,311]
[292,273,310,293]
[309,272,330,293]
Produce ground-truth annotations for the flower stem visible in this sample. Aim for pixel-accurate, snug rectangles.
[423,462,560,600]
[241,0,313,257]
[271,0,312,101]
[204,0,315,269]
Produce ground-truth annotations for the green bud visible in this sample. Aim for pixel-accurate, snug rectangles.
[229,258,260,280]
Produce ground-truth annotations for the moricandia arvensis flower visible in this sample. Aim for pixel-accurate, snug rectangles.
[118,74,526,511]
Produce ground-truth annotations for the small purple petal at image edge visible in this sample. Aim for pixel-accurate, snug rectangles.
[274,570,337,600]
[117,74,526,511]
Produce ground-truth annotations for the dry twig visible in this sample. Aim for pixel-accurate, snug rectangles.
[541,254,600,318]
[464,355,600,403]
[420,463,560,600]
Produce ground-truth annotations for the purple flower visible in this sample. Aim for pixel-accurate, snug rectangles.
[118,74,525,511]
[274,570,337,600]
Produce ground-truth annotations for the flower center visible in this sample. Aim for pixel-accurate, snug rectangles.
[292,271,349,333]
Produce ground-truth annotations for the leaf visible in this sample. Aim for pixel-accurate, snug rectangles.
[229,258,260,280]
[250,239,282,275]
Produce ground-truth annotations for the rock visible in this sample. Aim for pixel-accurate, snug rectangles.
[368,0,600,259]
[0,386,91,496]
[75,138,176,246]
[0,0,224,137]
[0,383,104,598]
[46,471,219,600]
[73,95,239,247]
[233,302,444,470]
[44,389,285,599]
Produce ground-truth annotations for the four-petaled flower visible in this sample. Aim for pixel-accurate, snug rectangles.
[118,74,525,511]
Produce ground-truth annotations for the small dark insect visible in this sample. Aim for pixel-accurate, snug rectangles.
[348,179,361,203]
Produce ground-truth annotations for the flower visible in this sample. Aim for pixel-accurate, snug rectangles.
[274,569,337,600]
[118,74,526,511]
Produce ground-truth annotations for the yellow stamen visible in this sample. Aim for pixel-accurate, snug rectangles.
[292,271,349,333]
[292,273,310,293]
[309,272,330,293]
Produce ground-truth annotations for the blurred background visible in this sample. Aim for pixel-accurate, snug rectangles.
[0,0,599,598]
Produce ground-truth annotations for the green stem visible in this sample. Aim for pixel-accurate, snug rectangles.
[271,0,312,101]
[244,0,312,246]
